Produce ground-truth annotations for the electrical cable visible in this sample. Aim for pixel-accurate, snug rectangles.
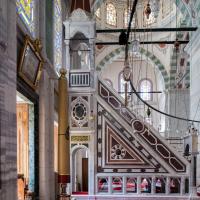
[129,80,200,123]
[125,0,200,123]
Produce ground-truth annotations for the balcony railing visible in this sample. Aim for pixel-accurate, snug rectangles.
[96,175,190,195]
[69,72,90,87]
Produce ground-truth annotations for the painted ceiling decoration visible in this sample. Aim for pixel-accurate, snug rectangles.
[96,46,169,89]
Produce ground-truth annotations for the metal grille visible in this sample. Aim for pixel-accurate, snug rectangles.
[69,72,90,87]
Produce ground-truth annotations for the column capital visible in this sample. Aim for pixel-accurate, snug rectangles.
[59,68,67,78]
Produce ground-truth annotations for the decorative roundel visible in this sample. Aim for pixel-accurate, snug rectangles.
[71,96,89,127]
[132,120,144,132]
[73,103,87,121]
[111,144,126,160]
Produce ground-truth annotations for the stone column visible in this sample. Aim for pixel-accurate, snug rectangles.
[39,69,55,200]
[58,69,70,199]
[0,0,17,200]
[166,177,170,195]
[64,40,70,70]
[185,28,200,189]
[137,176,141,194]
[151,176,155,194]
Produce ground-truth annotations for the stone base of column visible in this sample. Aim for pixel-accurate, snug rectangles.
[58,175,71,199]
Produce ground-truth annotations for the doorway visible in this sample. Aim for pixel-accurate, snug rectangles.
[72,146,89,194]
[17,92,35,200]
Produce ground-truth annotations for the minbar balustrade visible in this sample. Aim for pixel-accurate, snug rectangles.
[97,175,190,195]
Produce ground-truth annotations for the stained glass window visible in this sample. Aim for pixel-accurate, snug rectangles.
[16,0,35,34]
[95,8,101,18]
[54,0,62,73]
[106,3,116,26]
[124,8,135,28]
[139,79,152,101]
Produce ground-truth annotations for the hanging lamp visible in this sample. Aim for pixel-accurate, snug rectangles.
[144,2,151,19]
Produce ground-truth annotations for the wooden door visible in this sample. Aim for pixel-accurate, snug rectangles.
[82,158,88,191]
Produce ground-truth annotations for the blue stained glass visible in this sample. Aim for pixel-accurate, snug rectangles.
[16,0,35,35]
[54,0,62,72]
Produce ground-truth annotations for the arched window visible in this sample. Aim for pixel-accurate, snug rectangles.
[106,3,116,26]
[139,79,153,101]
[124,8,135,28]
[95,8,101,18]
[16,0,35,35]
[119,71,131,100]
[54,0,62,73]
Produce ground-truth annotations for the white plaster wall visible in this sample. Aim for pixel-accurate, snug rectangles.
[101,57,166,132]
[186,28,200,186]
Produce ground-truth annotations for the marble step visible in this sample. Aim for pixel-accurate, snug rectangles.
[71,195,199,200]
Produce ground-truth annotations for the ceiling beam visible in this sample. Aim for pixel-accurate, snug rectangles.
[96,27,198,33]
[96,40,189,45]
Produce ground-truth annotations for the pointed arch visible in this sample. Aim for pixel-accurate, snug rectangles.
[96,46,169,89]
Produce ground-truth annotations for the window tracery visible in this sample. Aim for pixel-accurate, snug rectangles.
[106,3,116,26]
[124,8,135,28]
[54,0,62,72]
[16,0,35,34]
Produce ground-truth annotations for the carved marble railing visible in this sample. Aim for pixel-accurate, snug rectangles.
[69,71,90,87]
[96,174,190,195]
[97,78,189,174]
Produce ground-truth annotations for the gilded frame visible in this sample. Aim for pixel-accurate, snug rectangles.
[18,35,44,90]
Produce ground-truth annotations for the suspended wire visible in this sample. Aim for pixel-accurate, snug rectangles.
[129,80,200,123]
[125,0,200,123]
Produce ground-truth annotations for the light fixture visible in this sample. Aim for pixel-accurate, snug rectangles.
[144,2,151,19]
[123,60,131,81]
[146,107,151,117]
[131,39,140,55]
[119,30,127,45]
[174,38,180,51]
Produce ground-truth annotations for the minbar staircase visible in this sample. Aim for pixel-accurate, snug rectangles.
[72,78,197,200]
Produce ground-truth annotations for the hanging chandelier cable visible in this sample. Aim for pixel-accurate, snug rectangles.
[129,80,200,123]
[124,0,200,123]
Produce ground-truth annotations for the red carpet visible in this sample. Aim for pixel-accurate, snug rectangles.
[72,191,88,195]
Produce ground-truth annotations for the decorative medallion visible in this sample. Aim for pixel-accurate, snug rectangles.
[71,96,89,127]
[111,144,126,160]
